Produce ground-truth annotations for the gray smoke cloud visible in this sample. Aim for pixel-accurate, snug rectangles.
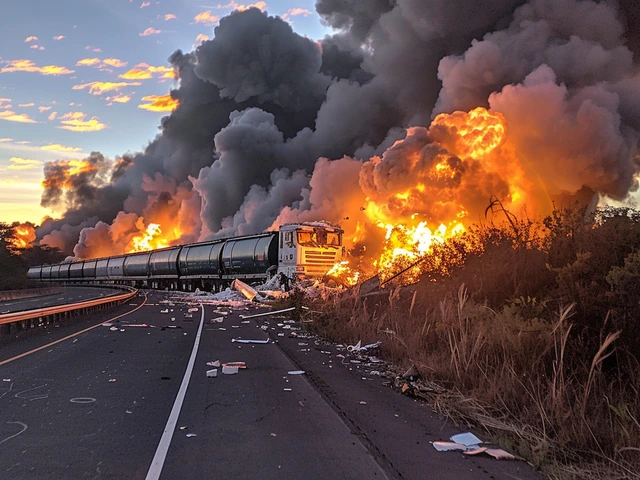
[34,1,640,259]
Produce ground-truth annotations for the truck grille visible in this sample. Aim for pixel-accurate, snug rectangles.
[304,250,337,275]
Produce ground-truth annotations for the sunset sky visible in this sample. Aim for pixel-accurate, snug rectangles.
[0,0,326,224]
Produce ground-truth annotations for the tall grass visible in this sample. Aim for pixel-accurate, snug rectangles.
[307,207,640,479]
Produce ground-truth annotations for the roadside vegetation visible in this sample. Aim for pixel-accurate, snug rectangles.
[0,222,65,291]
[307,206,640,479]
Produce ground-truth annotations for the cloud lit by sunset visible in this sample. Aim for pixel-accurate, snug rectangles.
[137,94,178,112]
[57,112,106,132]
[1,60,74,76]
[0,0,332,225]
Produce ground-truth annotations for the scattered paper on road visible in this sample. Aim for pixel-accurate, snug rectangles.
[231,338,270,344]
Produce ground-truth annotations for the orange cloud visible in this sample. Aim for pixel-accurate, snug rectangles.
[141,1,150,7]
[48,111,58,121]
[103,58,128,68]
[1,60,74,76]
[18,103,35,107]
[0,111,37,123]
[0,97,11,108]
[38,106,52,112]
[140,27,161,36]
[138,94,179,112]
[194,11,219,25]
[217,1,266,11]
[106,94,132,104]
[58,112,106,132]
[119,63,175,80]
[53,35,65,40]
[281,7,312,20]
[8,157,43,170]
[165,13,177,20]
[30,45,45,51]
[24,36,38,43]
[76,58,100,66]
[0,138,13,142]
[195,34,210,45]
[72,81,142,95]
[76,57,127,69]
[41,143,82,152]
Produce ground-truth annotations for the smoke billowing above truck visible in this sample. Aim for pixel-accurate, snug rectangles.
[35,1,640,279]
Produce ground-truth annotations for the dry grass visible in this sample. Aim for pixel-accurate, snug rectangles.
[306,282,640,479]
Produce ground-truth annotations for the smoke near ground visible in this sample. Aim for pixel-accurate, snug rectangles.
[35,0,640,260]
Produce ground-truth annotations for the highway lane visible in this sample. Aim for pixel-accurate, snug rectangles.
[0,286,122,314]
[0,292,386,479]
[0,291,541,479]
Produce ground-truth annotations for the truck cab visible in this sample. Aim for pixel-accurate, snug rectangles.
[277,222,344,279]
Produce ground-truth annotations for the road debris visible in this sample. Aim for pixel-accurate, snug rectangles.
[347,340,382,352]
[450,432,482,447]
[231,338,270,344]
[206,360,221,367]
[206,369,218,378]
[464,448,515,460]
[231,278,259,301]
[223,362,247,369]
[432,441,467,452]
[287,370,305,375]
[186,433,197,438]
[109,326,118,332]
[222,365,239,375]
[239,307,296,319]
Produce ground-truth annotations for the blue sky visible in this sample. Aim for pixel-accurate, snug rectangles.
[0,0,329,223]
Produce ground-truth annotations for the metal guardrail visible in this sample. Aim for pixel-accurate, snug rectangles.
[0,287,138,326]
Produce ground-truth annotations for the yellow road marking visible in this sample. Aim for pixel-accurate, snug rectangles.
[0,294,148,367]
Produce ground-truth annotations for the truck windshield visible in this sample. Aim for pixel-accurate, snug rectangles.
[297,230,341,247]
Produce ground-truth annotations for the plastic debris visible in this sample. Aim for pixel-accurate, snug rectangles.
[231,338,270,344]
[206,360,221,367]
[284,388,292,391]
[186,433,197,438]
[450,432,482,447]
[223,362,246,369]
[239,307,296,319]
[359,401,367,405]
[222,365,239,375]
[347,340,382,352]
[433,442,467,452]
[231,278,259,301]
[109,326,118,331]
[287,370,305,375]
[206,369,218,378]
[160,309,169,313]
[108,378,116,383]
[211,317,224,323]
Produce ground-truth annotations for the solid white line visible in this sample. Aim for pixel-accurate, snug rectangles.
[145,304,205,480]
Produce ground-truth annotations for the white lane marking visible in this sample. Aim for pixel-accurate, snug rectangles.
[0,421,27,446]
[145,304,204,480]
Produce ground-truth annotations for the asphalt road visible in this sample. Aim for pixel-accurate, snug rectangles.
[0,291,541,480]
[0,286,121,314]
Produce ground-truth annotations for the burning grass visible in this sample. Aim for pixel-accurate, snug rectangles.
[303,206,640,479]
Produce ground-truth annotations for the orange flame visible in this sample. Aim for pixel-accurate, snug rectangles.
[337,107,526,286]
[7,222,36,251]
[130,222,169,252]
